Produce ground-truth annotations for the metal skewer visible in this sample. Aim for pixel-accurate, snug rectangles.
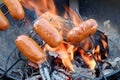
[75,8,107,80]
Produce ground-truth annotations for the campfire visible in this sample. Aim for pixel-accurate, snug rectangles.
[1,0,120,80]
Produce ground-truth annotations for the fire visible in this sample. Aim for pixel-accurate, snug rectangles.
[20,0,109,72]
[79,38,97,70]
[79,49,96,70]
[20,0,57,16]
[44,42,76,72]
[101,39,108,50]
[94,45,101,61]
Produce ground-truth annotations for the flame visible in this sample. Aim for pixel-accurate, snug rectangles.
[64,6,82,26]
[63,12,68,19]
[20,0,57,16]
[101,39,108,50]
[105,52,108,58]
[44,42,76,72]
[20,0,109,71]
[79,49,96,70]
[94,45,101,61]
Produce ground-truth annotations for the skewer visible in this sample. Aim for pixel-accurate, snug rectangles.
[0,3,9,15]
[75,8,107,80]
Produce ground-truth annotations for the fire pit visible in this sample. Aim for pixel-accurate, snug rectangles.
[0,0,120,80]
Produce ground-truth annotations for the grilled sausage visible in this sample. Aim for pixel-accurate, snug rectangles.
[15,35,46,64]
[34,18,63,48]
[0,10,9,31]
[66,19,98,44]
[3,0,25,20]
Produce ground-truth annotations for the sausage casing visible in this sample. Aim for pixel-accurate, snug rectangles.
[3,0,25,20]
[34,18,63,48]
[15,35,46,64]
[0,10,9,31]
[66,19,98,44]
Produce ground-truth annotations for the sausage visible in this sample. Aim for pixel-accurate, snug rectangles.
[66,19,98,44]
[20,0,34,10]
[3,0,25,20]
[33,18,63,48]
[15,35,46,64]
[0,10,9,31]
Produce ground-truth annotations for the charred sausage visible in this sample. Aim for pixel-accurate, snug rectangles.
[66,19,98,44]
[15,35,46,64]
[3,0,25,20]
[34,18,63,48]
[0,10,9,31]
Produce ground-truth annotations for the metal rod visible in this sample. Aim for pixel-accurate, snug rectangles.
[87,50,107,80]
[75,8,107,80]
[5,48,17,70]
[0,59,21,79]
[75,8,84,21]
[0,3,9,15]
[66,12,73,28]
[1,51,27,79]
[0,3,4,9]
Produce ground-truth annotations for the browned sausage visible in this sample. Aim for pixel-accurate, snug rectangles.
[15,35,46,64]
[3,0,25,20]
[66,19,98,44]
[0,10,9,31]
[34,18,63,48]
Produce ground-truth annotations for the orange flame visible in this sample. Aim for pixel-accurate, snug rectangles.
[44,42,76,72]
[80,38,96,69]
[79,49,96,70]
[94,45,101,62]
[101,39,108,50]
[20,0,57,16]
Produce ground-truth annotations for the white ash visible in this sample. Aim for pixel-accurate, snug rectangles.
[70,65,96,80]
[51,70,69,80]
[48,52,59,58]
[25,75,41,80]
[101,57,120,75]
